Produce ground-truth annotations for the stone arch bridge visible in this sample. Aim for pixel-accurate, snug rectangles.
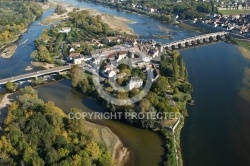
[164,32,228,49]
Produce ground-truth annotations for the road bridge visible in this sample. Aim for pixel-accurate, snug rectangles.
[163,31,228,49]
[0,31,229,85]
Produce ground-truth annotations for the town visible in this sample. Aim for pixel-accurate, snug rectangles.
[94,0,250,38]
[64,30,162,90]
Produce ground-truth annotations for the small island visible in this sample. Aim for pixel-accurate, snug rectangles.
[0,45,17,59]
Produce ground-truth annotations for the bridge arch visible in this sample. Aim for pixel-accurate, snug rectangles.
[203,38,209,43]
[185,41,190,47]
[197,39,203,44]
[191,40,197,45]
[178,43,183,48]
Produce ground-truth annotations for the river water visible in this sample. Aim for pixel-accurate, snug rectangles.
[0,9,54,78]
[181,43,250,166]
[37,80,164,166]
[1,0,250,165]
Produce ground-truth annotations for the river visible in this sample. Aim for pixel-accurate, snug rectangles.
[37,80,164,166]
[0,0,250,165]
[181,43,250,166]
[0,8,54,78]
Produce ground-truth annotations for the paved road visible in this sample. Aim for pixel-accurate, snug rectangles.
[0,64,102,85]
[0,65,73,85]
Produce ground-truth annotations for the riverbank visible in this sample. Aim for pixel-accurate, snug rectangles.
[226,37,250,60]
[230,38,250,60]
[0,45,17,59]
[41,1,136,35]
[85,121,130,165]
[178,22,208,34]
[31,61,56,69]
[238,46,250,60]
[0,93,15,130]
[0,94,14,110]
[0,28,27,51]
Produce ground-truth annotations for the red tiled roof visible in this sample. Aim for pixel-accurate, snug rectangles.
[69,53,80,58]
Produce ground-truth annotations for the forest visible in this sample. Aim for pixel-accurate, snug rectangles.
[0,1,43,47]
[0,86,112,165]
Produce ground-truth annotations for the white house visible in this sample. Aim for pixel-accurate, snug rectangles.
[73,57,85,64]
[69,48,75,52]
[108,70,116,77]
[59,27,71,34]
[91,57,102,65]
[116,51,127,61]
[128,77,143,90]
[148,8,155,13]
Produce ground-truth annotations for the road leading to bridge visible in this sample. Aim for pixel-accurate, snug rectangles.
[0,65,73,85]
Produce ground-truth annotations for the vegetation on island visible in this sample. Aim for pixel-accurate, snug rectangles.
[5,81,18,92]
[0,1,43,47]
[32,9,127,64]
[55,5,67,15]
[0,86,113,166]
[70,49,192,165]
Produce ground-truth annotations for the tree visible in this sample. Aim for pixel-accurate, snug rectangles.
[98,152,112,166]
[55,5,67,15]
[70,65,86,87]
[5,81,17,92]
[152,76,169,94]
[85,141,101,160]
[67,108,85,133]
[45,148,59,164]
[138,98,151,112]
[37,45,51,63]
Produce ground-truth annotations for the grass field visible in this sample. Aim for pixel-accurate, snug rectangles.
[219,9,250,15]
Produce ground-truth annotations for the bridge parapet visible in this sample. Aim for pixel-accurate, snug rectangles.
[163,31,228,48]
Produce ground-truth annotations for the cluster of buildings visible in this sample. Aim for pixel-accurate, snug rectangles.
[193,14,250,36]
[218,0,249,10]
[130,4,158,13]
[66,37,163,90]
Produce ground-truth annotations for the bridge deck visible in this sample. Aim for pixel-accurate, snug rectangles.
[163,31,228,47]
[0,66,72,85]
